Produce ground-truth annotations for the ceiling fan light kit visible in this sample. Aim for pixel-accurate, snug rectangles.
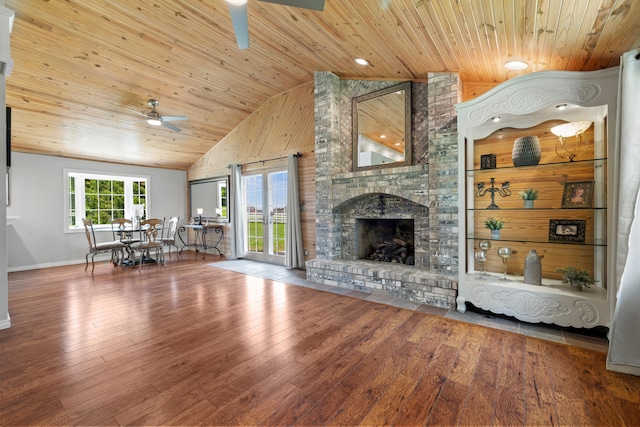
[146,110,162,126]
[129,99,188,132]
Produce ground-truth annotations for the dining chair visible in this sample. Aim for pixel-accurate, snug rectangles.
[111,217,142,266]
[111,218,141,244]
[161,216,180,258]
[82,218,125,274]
[129,218,166,270]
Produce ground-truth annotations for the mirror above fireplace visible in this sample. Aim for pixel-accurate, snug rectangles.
[352,81,412,171]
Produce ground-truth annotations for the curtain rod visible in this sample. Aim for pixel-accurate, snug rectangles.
[228,152,302,169]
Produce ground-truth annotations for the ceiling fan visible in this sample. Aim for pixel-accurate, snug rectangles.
[130,99,188,132]
[225,0,325,49]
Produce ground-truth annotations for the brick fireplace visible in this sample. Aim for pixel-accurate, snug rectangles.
[306,72,461,308]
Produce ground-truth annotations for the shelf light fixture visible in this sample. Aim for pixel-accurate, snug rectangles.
[551,121,592,162]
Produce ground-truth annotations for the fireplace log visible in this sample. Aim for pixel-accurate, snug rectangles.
[386,246,407,260]
[393,238,408,247]
[363,231,414,265]
[381,242,400,255]
[372,243,389,250]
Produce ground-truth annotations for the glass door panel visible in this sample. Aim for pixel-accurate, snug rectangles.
[268,171,287,257]
[243,169,287,264]
[244,174,264,254]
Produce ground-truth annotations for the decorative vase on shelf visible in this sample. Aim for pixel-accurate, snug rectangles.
[491,229,501,240]
[497,247,512,280]
[523,249,542,285]
[524,200,534,209]
[512,136,541,167]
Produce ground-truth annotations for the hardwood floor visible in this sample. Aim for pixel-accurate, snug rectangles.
[2,254,639,426]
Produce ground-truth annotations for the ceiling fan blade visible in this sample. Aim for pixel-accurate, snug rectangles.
[260,0,324,11]
[227,3,249,49]
[162,121,182,132]
[161,116,188,122]
[124,107,148,117]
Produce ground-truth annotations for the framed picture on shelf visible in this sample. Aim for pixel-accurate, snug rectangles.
[480,154,496,170]
[548,219,586,243]
[561,181,594,208]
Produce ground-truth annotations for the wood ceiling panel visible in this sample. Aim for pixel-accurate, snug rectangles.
[5,0,639,169]
[583,0,640,70]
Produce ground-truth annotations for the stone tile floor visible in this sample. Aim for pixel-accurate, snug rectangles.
[209,259,609,353]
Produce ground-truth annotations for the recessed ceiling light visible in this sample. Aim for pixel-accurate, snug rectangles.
[492,116,501,122]
[556,104,567,110]
[380,134,386,138]
[505,60,529,70]
[355,58,369,66]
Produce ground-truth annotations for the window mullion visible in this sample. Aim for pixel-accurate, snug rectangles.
[76,177,86,224]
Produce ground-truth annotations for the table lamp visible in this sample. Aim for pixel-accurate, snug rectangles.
[197,208,203,225]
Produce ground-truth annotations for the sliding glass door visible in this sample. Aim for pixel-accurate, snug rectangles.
[243,169,287,264]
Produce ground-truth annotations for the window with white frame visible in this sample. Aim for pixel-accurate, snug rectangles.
[65,169,149,231]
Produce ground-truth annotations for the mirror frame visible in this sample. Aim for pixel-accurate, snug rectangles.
[188,175,230,223]
[352,81,412,171]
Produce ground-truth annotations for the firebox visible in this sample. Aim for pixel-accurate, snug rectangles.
[356,218,415,265]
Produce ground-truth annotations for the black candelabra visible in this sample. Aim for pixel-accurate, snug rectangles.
[475,177,512,209]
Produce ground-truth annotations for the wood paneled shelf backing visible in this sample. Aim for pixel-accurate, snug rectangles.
[465,121,607,283]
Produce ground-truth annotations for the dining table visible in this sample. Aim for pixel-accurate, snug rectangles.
[113,225,157,267]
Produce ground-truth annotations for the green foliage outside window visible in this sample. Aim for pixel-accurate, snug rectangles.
[85,179,127,225]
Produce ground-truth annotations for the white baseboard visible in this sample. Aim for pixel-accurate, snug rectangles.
[8,250,173,272]
[9,257,104,272]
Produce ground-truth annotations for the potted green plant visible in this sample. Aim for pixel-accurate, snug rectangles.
[556,266,596,291]
[519,188,539,209]
[484,217,504,240]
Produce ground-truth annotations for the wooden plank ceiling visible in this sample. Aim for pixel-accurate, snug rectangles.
[5,0,639,170]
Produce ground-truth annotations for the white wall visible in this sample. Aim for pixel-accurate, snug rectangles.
[6,152,187,271]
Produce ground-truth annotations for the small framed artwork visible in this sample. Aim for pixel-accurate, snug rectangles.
[480,154,496,170]
[549,219,586,243]
[561,181,594,208]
